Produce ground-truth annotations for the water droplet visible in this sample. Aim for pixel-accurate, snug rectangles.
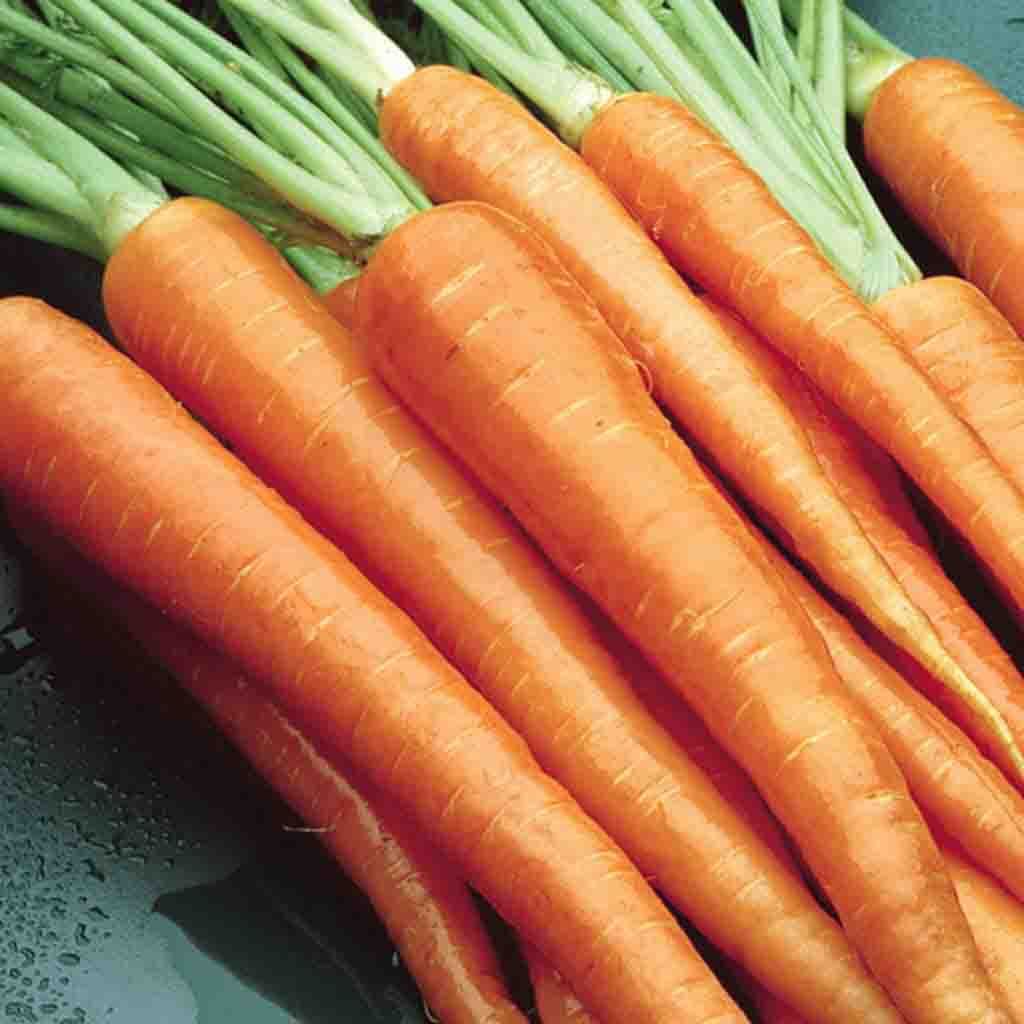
[72,926,88,950]
[86,907,108,922]
[55,953,78,968]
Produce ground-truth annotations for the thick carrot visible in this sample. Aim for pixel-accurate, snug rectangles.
[99,198,890,1024]
[0,295,744,1024]
[376,65,992,743]
[358,197,1011,1024]
[523,944,600,1024]
[874,276,1024,495]
[941,839,1024,1021]
[702,297,1024,784]
[10,509,528,1024]
[579,90,1024,625]
[863,58,1024,338]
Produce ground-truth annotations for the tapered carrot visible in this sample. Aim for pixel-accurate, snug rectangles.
[358,197,1011,1024]
[10,509,529,1024]
[99,198,893,1024]
[862,58,1024,338]
[372,64,1011,751]
[0,296,745,1024]
[874,276,1024,495]
[702,297,1024,784]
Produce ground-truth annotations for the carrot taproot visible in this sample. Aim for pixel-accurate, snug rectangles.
[375,64,1001,751]
[523,944,600,1024]
[701,296,1024,784]
[9,508,529,1024]
[0,295,746,1024]
[358,197,1012,1024]
[863,58,1024,338]
[941,839,1024,1021]
[874,276,1024,495]
[98,197,894,1024]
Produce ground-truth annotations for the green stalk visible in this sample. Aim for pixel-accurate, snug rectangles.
[0,203,105,260]
[742,0,918,295]
[518,0,672,94]
[779,0,911,118]
[281,245,360,295]
[0,2,189,129]
[746,0,791,105]
[464,0,563,62]
[0,73,162,255]
[792,0,846,138]
[0,138,97,228]
[218,3,429,212]
[0,69,347,252]
[46,0,401,243]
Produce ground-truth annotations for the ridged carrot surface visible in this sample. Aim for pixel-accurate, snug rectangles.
[0,295,743,1024]
[377,65,982,727]
[12,510,528,1024]
[358,198,1011,1024]
[98,197,891,1024]
[864,58,1024,338]
[579,90,1024,630]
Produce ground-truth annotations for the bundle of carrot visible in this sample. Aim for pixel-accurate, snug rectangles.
[0,0,1023,1020]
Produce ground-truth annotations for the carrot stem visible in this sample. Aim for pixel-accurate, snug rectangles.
[0,203,104,260]
[45,0,402,243]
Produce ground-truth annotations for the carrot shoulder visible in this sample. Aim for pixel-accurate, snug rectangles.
[377,65,985,741]
[580,89,1024,628]
[357,199,1010,1024]
[863,58,1024,338]
[98,196,895,1024]
[0,295,742,1024]
[11,510,528,1024]
[702,296,1024,786]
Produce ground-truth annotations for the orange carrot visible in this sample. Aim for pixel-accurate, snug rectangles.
[875,276,1024,495]
[941,839,1024,1021]
[10,509,528,1024]
[0,295,745,1024]
[576,91,1024,630]
[523,944,600,1024]
[702,297,1024,784]
[98,198,891,1024]
[358,197,1011,1024]
[863,58,1024,339]
[376,66,996,747]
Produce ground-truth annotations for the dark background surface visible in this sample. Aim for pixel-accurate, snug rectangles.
[2,5,1024,1023]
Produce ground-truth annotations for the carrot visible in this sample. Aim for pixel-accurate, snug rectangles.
[358,197,1011,1024]
[9,509,529,1024]
[374,67,996,738]
[523,944,600,1024]
[100,198,894,1024]
[0,296,746,1024]
[941,839,1024,1021]
[874,276,1024,495]
[863,58,1024,338]
[701,297,1024,785]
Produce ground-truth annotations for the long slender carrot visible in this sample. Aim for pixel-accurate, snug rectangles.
[702,297,1024,784]
[862,58,1024,338]
[372,63,1010,752]
[99,197,894,1024]
[874,276,1024,495]
[9,509,529,1024]
[0,296,745,1024]
[358,197,1011,1024]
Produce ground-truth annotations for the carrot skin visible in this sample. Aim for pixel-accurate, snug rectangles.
[10,510,528,1024]
[99,198,893,1024]
[875,276,1024,497]
[524,943,601,1024]
[357,199,1010,1024]
[702,297,1024,785]
[864,58,1024,339]
[581,90,1024,626]
[0,296,741,1024]
[378,66,983,735]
